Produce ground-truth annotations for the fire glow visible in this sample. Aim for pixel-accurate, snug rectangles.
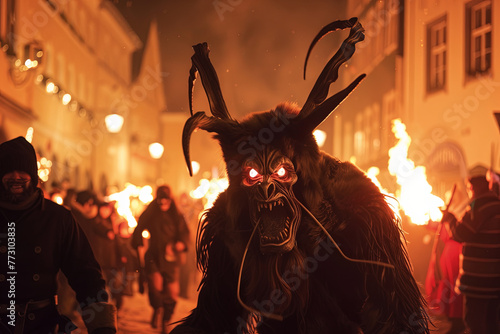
[370,119,444,225]
[107,183,154,231]
[190,177,229,210]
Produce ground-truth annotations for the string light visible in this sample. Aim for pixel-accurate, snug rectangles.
[36,74,95,124]
[61,93,72,105]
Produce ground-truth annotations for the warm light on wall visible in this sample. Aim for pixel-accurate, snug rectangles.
[148,142,164,159]
[191,161,200,175]
[313,129,327,147]
[105,114,124,133]
[25,127,34,143]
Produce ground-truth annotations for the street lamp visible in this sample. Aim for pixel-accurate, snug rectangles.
[149,142,164,159]
[105,114,124,133]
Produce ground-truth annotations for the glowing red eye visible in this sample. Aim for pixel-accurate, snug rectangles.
[276,167,286,177]
[249,168,260,178]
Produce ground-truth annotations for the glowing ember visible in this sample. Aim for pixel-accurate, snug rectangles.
[387,119,444,225]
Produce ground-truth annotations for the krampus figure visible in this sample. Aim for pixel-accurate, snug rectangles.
[172,18,429,334]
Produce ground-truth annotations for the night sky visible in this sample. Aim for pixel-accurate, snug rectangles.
[114,0,348,118]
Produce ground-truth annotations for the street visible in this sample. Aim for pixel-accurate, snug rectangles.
[113,284,454,334]
[66,281,455,334]
[117,286,197,334]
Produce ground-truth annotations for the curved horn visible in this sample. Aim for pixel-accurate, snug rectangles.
[302,74,365,132]
[182,111,217,176]
[300,17,365,118]
[190,43,233,120]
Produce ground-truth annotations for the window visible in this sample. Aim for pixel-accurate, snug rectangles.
[0,0,15,55]
[68,63,75,95]
[385,0,400,54]
[364,107,373,161]
[466,0,492,77]
[343,121,353,162]
[44,44,54,76]
[354,114,365,161]
[333,114,343,158]
[78,72,85,101]
[56,54,66,86]
[371,104,381,159]
[382,90,397,152]
[426,15,447,93]
[374,1,385,58]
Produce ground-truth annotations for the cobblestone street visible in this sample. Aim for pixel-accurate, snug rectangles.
[65,281,456,334]
[116,287,197,334]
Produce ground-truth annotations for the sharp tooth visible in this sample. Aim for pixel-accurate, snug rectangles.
[268,203,272,211]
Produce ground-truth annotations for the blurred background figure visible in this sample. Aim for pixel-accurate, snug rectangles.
[94,201,125,311]
[425,182,468,334]
[131,185,190,334]
[442,165,500,334]
[57,189,101,329]
[425,221,465,334]
[71,190,99,240]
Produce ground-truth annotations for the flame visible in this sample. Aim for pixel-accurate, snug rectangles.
[368,119,444,225]
[107,183,154,228]
[366,167,400,219]
[388,119,444,225]
[190,177,229,210]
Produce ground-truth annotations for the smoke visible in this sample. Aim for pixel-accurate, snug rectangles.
[148,0,347,117]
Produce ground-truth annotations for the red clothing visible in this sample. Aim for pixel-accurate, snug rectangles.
[425,223,463,318]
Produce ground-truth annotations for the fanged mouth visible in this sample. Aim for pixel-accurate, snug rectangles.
[255,198,294,251]
[259,218,291,244]
[257,197,286,212]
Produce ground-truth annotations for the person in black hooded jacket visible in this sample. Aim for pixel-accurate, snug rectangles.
[132,185,190,334]
[0,136,117,334]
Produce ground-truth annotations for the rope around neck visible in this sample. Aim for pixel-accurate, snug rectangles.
[297,200,395,269]
[236,220,284,321]
[235,200,395,322]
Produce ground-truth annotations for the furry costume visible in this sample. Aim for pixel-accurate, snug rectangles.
[172,18,429,334]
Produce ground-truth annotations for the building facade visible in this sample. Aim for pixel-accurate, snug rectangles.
[331,0,498,282]
[334,0,498,200]
[333,0,403,193]
[0,0,169,196]
[404,0,498,199]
